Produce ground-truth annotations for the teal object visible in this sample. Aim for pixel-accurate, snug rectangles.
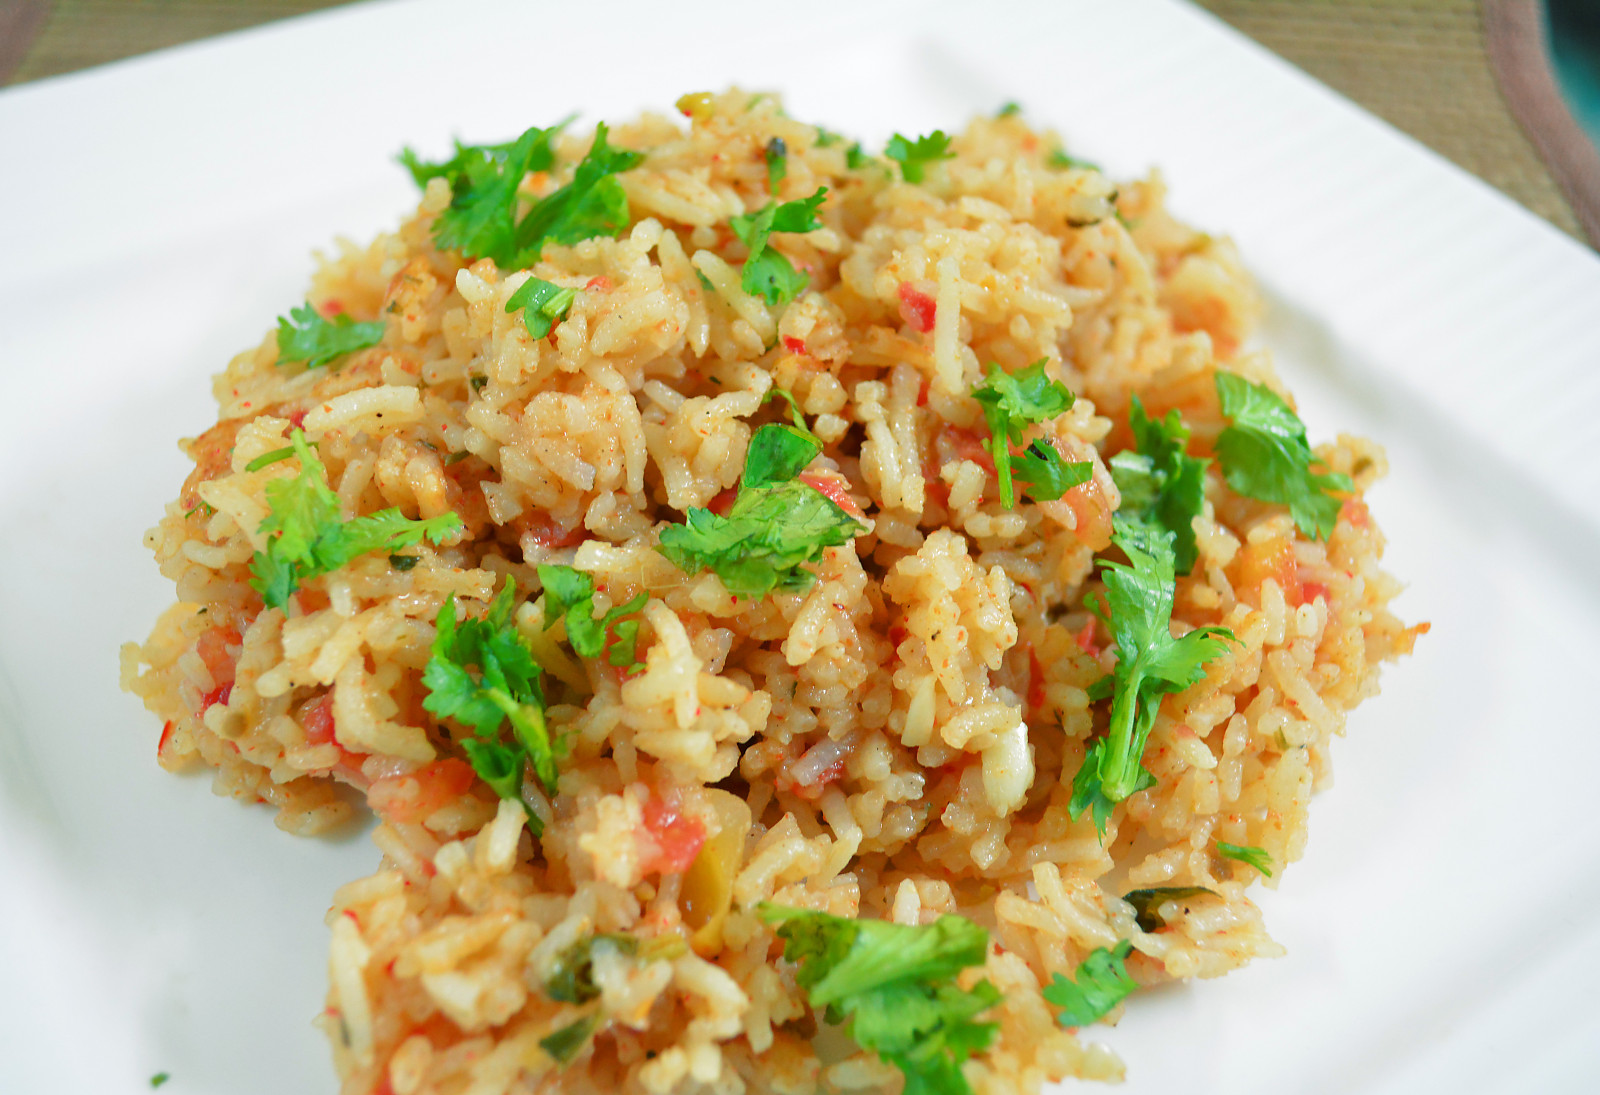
[1546,0,1600,146]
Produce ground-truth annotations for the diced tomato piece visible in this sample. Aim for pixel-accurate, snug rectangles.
[782,335,808,355]
[585,275,613,292]
[195,626,239,689]
[917,377,930,407]
[897,282,937,333]
[300,689,341,752]
[1339,497,1369,529]
[200,682,233,712]
[1236,538,1301,604]
[799,471,864,518]
[367,759,478,824]
[287,408,308,430]
[521,512,587,549]
[321,299,344,317]
[1060,475,1114,552]
[1301,581,1330,605]
[1027,644,1047,713]
[1074,619,1100,657]
[932,425,996,476]
[642,795,707,874]
[707,487,738,517]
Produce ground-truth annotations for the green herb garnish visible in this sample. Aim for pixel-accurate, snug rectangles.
[846,143,872,170]
[545,933,640,1004]
[885,130,955,184]
[150,1074,171,1089]
[510,123,643,262]
[389,553,419,572]
[1214,372,1352,540]
[760,904,1001,1095]
[1043,941,1137,1028]
[1069,520,1235,835]
[1046,149,1100,172]
[1122,886,1217,932]
[971,360,1082,509]
[656,424,865,599]
[244,445,295,473]
[765,136,788,195]
[537,564,647,668]
[248,430,462,609]
[729,187,827,306]
[505,276,579,339]
[401,121,567,266]
[1108,396,1208,575]
[421,580,555,831]
[273,303,385,369]
[1217,841,1273,877]
[997,101,1022,118]
[539,1012,600,1064]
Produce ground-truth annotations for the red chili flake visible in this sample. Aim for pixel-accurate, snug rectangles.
[897,282,937,333]
[1074,619,1100,658]
[322,300,344,317]
[917,377,930,407]
[200,682,233,712]
[782,335,808,355]
[158,721,176,757]
[585,275,613,292]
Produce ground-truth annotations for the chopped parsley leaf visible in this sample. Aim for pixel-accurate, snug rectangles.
[244,445,295,473]
[729,186,827,306]
[150,1074,171,1089]
[997,101,1022,118]
[421,580,555,831]
[505,276,579,339]
[1069,520,1235,835]
[1108,396,1208,575]
[815,128,842,148]
[546,933,639,1003]
[444,449,471,465]
[1214,372,1352,540]
[765,136,788,195]
[885,130,955,184]
[1122,886,1217,932]
[537,563,647,667]
[656,423,865,599]
[845,143,872,170]
[184,501,216,520]
[274,303,385,369]
[1043,941,1137,1028]
[401,121,567,266]
[1217,841,1273,876]
[971,360,1078,508]
[248,430,462,609]
[760,904,1000,1095]
[389,553,419,571]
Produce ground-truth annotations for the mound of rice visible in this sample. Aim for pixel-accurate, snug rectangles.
[121,89,1422,1095]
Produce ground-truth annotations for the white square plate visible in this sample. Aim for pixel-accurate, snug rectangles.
[3,2,1599,1092]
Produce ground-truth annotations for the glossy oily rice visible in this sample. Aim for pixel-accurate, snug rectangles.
[122,90,1422,1095]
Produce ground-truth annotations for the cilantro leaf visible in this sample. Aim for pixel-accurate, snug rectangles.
[248,430,461,608]
[765,136,788,195]
[729,187,827,306]
[511,122,644,263]
[546,933,639,1003]
[536,563,648,665]
[846,143,873,170]
[762,387,818,446]
[1069,520,1235,835]
[1108,396,1208,574]
[759,904,1000,1095]
[1214,372,1352,540]
[274,304,385,369]
[656,424,865,598]
[1042,941,1136,1028]
[885,130,955,184]
[996,101,1022,118]
[422,581,557,830]
[403,122,567,266]
[1013,438,1092,503]
[1217,841,1273,877]
[971,360,1078,508]
[505,276,579,339]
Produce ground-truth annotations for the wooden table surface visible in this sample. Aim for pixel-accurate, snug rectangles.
[1,0,1585,242]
